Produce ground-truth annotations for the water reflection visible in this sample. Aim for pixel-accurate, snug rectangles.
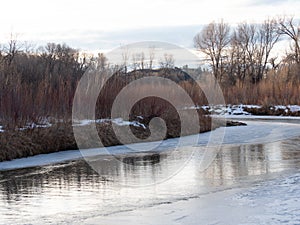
[120,153,161,166]
[0,137,300,224]
[204,144,274,186]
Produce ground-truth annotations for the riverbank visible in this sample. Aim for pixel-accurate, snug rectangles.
[1,118,300,171]
[3,103,300,163]
[0,111,246,162]
[201,104,300,116]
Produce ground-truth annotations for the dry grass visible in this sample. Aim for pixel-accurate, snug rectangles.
[0,122,76,161]
[0,111,214,162]
[223,79,300,106]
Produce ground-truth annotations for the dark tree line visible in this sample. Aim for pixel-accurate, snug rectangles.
[0,40,91,127]
[0,38,191,129]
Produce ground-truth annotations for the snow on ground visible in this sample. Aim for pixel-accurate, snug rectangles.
[64,118,146,129]
[185,105,255,115]
[288,105,300,113]
[1,119,300,171]
[1,105,299,132]
[107,118,146,129]
[0,117,146,133]
[83,171,300,225]
[216,115,300,120]
[205,105,257,115]
[187,104,300,116]
[19,122,52,130]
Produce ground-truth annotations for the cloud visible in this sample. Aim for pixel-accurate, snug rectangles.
[247,0,284,6]
[19,25,203,51]
[1,0,299,51]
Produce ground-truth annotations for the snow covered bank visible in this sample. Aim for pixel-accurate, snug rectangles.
[216,115,300,120]
[73,117,146,129]
[0,117,146,133]
[1,119,300,171]
[187,104,300,116]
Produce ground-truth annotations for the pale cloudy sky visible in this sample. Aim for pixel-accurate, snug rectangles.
[0,0,299,50]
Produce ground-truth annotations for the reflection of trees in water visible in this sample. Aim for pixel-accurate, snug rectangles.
[0,154,164,201]
[0,160,104,202]
[1,139,300,202]
[201,141,300,186]
[120,153,161,166]
[89,153,164,184]
[280,137,300,161]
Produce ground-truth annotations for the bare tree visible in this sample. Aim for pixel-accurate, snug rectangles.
[97,53,107,70]
[227,19,280,84]
[23,41,36,55]
[4,33,22,65]
[139,52,145,69]
[132,52,145,70]
[149,46,155,69]
[131,53,138,70]
[159,53,174,68]
[121,46,129,73]
[234,23,257,83]
[256,18,281,82]
[194,20,231,82]
[278,16,300,64]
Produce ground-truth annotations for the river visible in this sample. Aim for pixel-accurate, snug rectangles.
[0,119,300,224]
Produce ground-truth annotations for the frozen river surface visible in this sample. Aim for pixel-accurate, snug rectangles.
[0,119,300,224]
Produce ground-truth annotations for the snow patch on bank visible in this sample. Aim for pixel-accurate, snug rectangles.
[288,105,300,113]
[73,118,146,129]
[185,104,258,115]
[0,117,146,133]
[19,122,52,130]
[186,104,300,116]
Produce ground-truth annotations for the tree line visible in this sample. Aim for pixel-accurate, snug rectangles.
[0,40,90,127]
[0,37,180,129]
[194,16,300,85]
[1,16,300,128]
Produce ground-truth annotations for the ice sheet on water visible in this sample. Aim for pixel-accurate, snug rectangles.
[231,172,300,225]
[82,171,300,225]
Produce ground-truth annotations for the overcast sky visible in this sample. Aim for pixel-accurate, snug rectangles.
[0,0,299,51]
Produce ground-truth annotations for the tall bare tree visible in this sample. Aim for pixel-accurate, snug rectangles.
[227,19,280,84]
[4,33,22,65]
[194,20,230,82]
[256,18,281,82]
[97,53,107,70]
[149,46,155,69]
[121,46,129,73]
